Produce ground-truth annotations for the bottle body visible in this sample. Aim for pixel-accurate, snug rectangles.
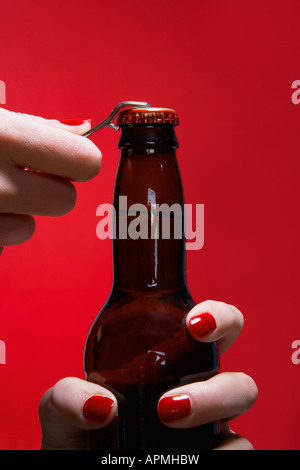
[84,119,219,450]
[85,288,219,450]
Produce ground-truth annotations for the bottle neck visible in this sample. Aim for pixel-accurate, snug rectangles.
[112,125,187,293]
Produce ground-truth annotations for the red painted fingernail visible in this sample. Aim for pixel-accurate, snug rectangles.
[157,394,191,423]
[59,118,91,126]
[189,312,217,338]
[82,395,114,422]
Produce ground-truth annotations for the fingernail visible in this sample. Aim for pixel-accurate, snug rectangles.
[189,312,217,338]
[157,394,191,423]
[59,118,91,126]
[82,395,114,422]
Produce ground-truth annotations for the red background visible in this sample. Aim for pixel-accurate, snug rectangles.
[1,0,300,450]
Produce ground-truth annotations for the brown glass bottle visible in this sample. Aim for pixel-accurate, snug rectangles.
[84,108,219,450]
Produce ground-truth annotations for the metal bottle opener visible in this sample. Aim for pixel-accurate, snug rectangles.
[83,101,151,137]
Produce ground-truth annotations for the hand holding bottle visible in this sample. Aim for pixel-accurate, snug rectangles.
[39,300,258,450]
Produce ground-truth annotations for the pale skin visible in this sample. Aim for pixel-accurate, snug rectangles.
[0,108,258,450]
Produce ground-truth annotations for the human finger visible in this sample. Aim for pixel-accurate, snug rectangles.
[39,377,117,450]
[0,168,77,216]
[186,300,244,355]
[0,213,36,246]
[14,112,92,135]
[0,108,101,182]
[157,372,258,429]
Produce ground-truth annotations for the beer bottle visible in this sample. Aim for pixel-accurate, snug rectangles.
[84,107,219,450]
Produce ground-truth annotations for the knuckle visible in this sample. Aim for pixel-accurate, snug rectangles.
[242,438,255,450]
[64,180,77,211]
[52,376,75,393]
[38,387,53,422]
[236,372,258,409]
[228,304,244,333]
[72,138,102,181]
[53,180,77,216]
[50,377,76,408]
[21,215,36,242]
[0,214,36,246]
[0,177,17,211]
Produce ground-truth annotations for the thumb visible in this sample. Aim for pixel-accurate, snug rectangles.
[2,109,92,135]
[39,377,117,450]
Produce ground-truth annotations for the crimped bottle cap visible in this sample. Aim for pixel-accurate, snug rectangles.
[117,107,179,126]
